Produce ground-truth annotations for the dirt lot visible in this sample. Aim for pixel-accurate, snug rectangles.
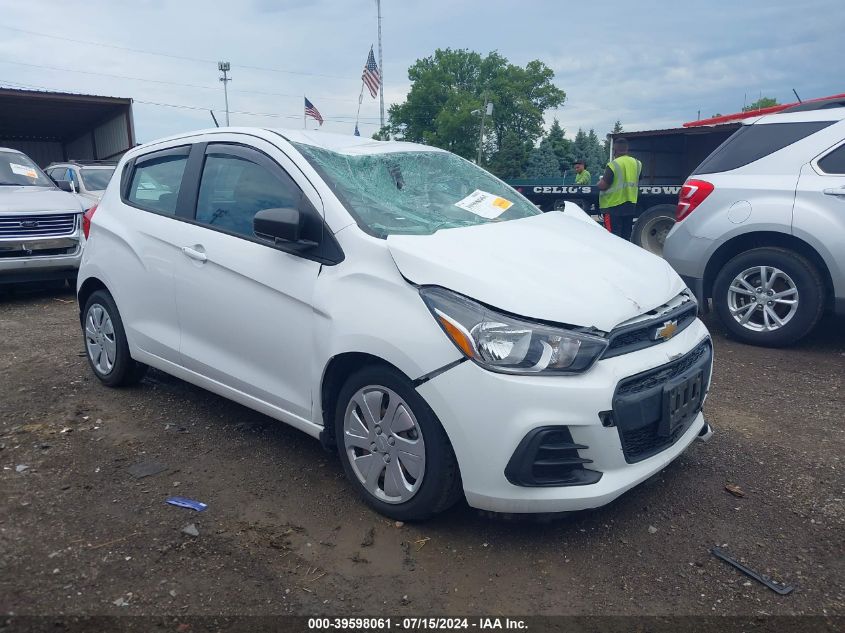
[1,286,843,619]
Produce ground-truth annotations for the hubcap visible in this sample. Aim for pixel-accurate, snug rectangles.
[727,266,799,332]
[640,216,675,256]
[85,304,117,374]
[343,386,425,504]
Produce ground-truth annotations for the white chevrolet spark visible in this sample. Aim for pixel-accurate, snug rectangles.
[77,128,713,520]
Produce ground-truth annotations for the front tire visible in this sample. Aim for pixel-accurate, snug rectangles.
[82,290,148,386]
[713,247,825,347]
[334,365,462,521]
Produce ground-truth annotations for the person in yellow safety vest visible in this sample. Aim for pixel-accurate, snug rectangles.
[573,159,591,185]
[597,137,642,240]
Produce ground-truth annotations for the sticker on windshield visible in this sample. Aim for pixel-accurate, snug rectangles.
[10,163,38,179]
[454,189,513,219]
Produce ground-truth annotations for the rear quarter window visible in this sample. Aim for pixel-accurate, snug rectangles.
[817,143,845,175]
[695,121,836,174]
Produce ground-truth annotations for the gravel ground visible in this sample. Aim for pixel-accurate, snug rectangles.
[1,286,843,619]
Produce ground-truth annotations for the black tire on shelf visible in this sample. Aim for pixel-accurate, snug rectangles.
[631,204,676,256]
[334,364,463,521]
[82,289,148,387]
[712,247,825,347]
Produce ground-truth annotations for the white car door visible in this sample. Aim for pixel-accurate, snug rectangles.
[793,139,845,301]
[113,144,198,365]
[173,139,324,421]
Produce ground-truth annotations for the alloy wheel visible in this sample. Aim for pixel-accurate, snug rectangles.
[727,266,799,332]
[85,303,116,374]
[343,386,426,504]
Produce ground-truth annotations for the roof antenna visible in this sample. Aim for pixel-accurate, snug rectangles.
[210,110,220,128]
[792,88,802,103]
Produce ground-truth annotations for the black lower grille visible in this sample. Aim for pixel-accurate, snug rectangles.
[505,426,602,487]
[611,340,712,463]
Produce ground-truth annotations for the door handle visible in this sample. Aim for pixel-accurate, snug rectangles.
[181,246,207,262]
[823,187,845,197]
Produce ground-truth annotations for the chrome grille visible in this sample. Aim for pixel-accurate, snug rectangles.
[0,213,77,238]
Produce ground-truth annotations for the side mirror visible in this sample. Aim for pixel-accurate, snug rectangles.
[55,180,74,193]
[254,207,317,249]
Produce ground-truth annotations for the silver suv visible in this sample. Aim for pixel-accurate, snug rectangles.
[46,161,116,207]
[664,105,845,346]
[0,148,87,286]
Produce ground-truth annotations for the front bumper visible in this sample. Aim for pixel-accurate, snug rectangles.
[0,233,83,284]
[417,318,712,513]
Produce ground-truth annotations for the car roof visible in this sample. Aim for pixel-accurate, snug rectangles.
[748,106,845,126]
[0,147,25,155]
[127,127,444,159]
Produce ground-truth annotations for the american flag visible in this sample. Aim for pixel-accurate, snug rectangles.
[362,47,380,98]
[304,97,323,126]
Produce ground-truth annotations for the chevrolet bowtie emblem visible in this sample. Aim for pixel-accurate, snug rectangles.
[655,320,679,341]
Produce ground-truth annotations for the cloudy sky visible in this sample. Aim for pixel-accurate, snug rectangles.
[1,0,842,143]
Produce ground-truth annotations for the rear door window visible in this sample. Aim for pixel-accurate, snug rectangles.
[695,121,836,174]
[126,147,190,215]
[817,143,845,175]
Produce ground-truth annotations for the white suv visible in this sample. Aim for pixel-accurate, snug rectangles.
[665,105,845,346]
[77,128,713,520]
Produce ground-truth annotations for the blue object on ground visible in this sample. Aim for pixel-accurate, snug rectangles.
[165,496,208,512]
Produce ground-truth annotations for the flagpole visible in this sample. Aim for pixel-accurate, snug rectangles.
[377,0,384,128]
[303,95,306,129]
[355,81,365,135]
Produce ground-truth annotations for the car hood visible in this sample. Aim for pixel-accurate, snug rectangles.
[0,186,83,214]
[386,211,686,332]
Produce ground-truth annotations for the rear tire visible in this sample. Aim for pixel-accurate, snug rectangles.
[713,247,825,347]
[82,290,148,386]
[631,204,676,256]
[334,365,462,521]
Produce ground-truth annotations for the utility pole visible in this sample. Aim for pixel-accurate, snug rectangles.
[377,0,385,128]
[477,100,492,166]
[218,61,231,126]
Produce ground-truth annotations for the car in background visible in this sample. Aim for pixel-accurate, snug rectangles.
[0,148,87,287]
[664,107,845,347]
[77,128,714,521]
[46,161,116,207]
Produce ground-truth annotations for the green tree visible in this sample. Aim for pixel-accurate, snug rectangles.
[488,132,532,180]
[525,144,561,179]
[742,96,779,112]
[604,120,623,160]
[538,118,574,175]
[384,48,566,177]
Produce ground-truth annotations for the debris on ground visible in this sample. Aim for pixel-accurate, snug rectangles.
[15,464,29,473]
[711,547,795,595]
[112,595,130,607]
[414,537,431,551]
[127,460,168,479]
[181,523,200,537]
[648,525,658,534]
[725,483,746,498]
[394,521,404,528]
[361,527,375,547]
[165,497,208,512]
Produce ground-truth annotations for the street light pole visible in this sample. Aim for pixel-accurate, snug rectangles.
[377,0,385,128]
[477,100,492,166]
[218,61,231,126]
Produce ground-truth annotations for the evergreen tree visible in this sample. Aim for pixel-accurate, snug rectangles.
[525,145,561,179]
[538,118,574,175]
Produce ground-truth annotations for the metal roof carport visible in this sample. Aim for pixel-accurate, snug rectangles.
[0,88,135,167]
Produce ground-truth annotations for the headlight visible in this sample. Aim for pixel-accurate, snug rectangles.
[419,286,608,375]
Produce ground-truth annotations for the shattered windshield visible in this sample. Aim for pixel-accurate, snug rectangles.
[292,143,541,236]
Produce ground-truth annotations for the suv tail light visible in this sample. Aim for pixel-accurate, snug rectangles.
[82,204,97,239]
[677,179,714,222]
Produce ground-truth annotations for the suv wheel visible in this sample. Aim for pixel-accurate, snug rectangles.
[334,365,462,521]
[83,290,148,386]
[713,247,825,347]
